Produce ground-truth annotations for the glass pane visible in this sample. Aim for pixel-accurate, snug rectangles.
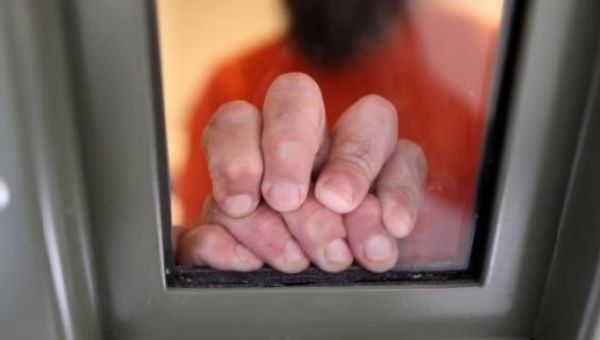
[156,0,506,280]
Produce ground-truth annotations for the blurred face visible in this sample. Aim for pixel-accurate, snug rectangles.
[284,0,403,66]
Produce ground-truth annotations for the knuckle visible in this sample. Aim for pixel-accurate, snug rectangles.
[210,158,263,181]
[342,152,373,179]
[265,73,325,133]
[391,186,419,208]
[225,160,262,179]
[334,135,375,178]
[204,101,258,149]
[270,139,307,163]
[210,100,258,129]
[198,226,220,246]
[266,115,322,144]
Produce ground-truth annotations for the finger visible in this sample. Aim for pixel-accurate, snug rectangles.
[176,224,263,271]
[203,100,263,217]
[171,225,187,254]
[377,140,427,238]
[315,95,398,214]
[204,197,310,273]
[261,72,326,212]
[344,194,398,273]
[282,191,353,273]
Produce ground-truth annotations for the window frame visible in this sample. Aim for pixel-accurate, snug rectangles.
[2,0,595,338]
[534,30,600,340]
[162,0,524,288]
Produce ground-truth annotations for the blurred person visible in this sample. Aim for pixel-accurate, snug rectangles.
[173,0,499,273]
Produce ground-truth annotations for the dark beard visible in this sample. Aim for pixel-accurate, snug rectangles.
[283,0,403,67]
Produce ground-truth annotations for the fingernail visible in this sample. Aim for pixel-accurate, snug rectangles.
[317,176,355,213]
[223,194,255,217]
[283,240,306,267]
[265,182,302,212]
[385,209,414,238]
[325,239,351,264]
[365,235,393,262]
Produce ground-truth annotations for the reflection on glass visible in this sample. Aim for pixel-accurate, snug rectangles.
[157,0,505,273]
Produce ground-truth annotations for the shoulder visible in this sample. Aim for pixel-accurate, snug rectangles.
[208,37,289,103]
[404,2,501,113]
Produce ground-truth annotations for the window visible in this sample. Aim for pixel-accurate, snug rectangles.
[153,0,517,287]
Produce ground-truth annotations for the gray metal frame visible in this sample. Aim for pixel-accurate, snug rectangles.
[534,37,600,340]
[0,1,100,339]
[1,0,599,338]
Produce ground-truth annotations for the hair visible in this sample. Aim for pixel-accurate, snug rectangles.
[283,0,404,67]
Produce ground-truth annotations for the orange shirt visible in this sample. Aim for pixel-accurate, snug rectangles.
[177,13,498,267]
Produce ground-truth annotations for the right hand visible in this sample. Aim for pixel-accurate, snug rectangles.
[175,72,426,273]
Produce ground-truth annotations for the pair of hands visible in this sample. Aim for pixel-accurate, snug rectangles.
[175,73,427,273]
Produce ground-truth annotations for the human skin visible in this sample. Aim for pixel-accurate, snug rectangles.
[175,72,427,273]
